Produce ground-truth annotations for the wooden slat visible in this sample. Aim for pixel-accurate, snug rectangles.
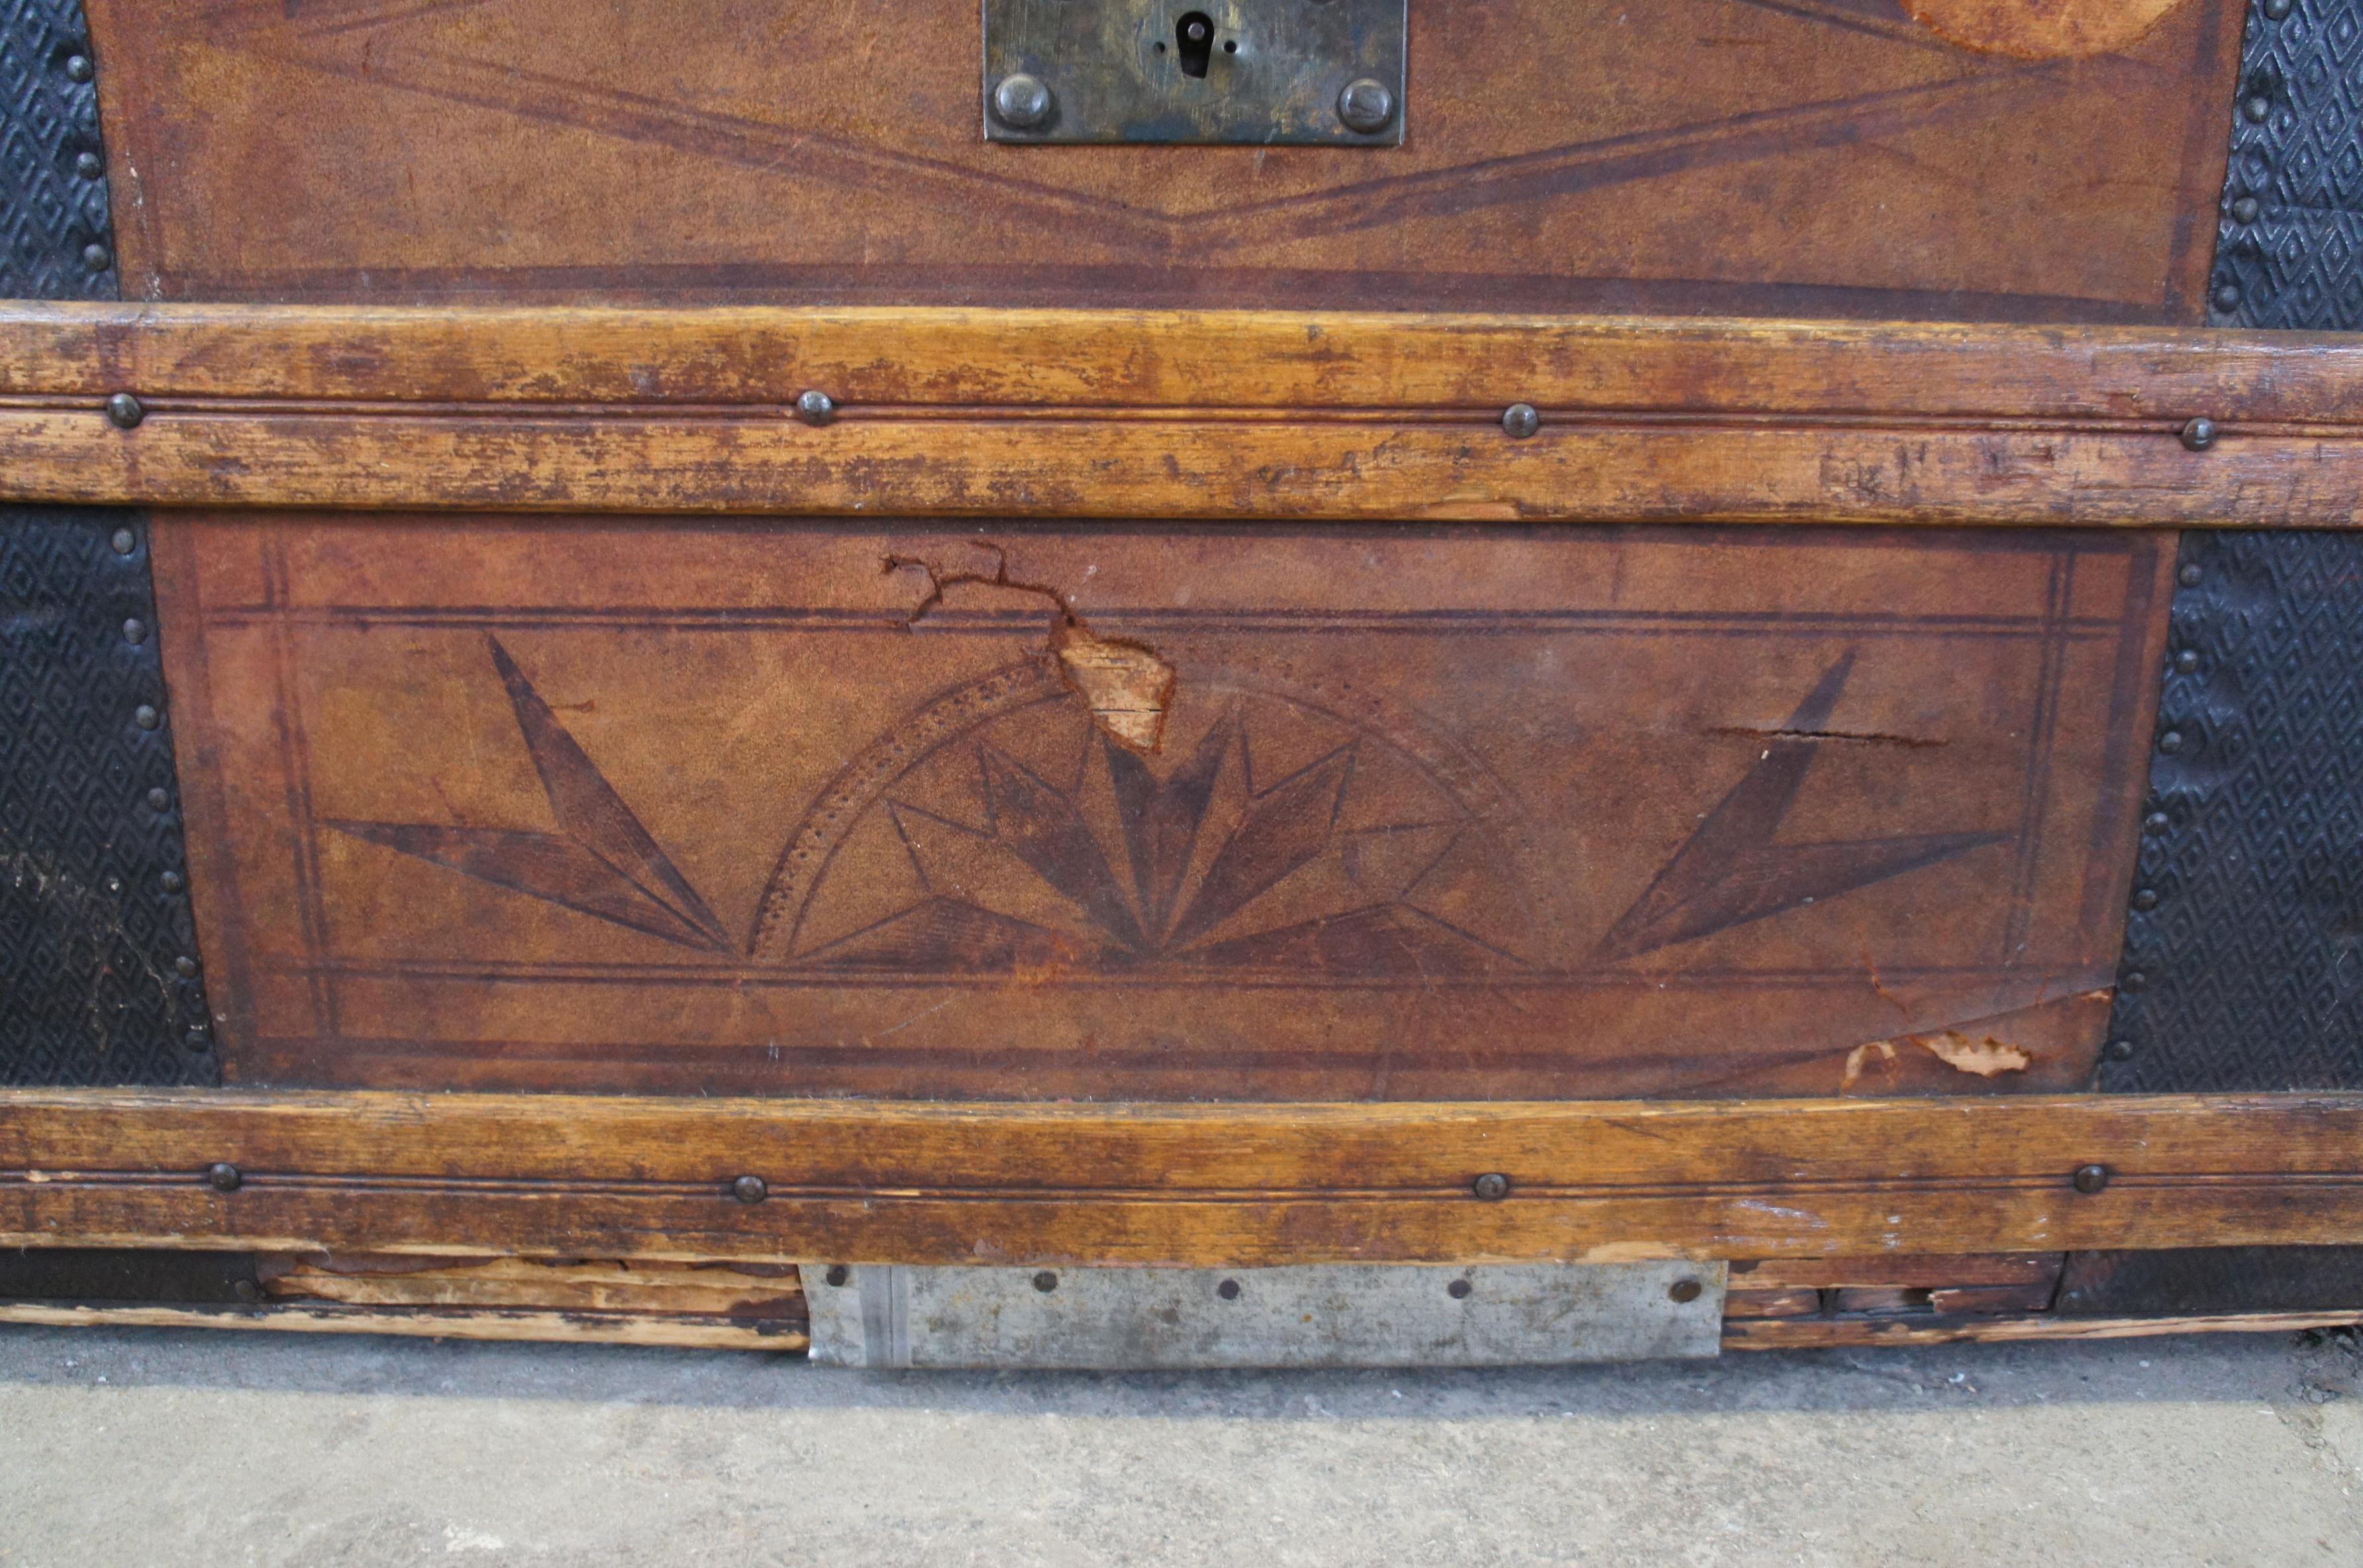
[0,305,2356,522]
[0,1302,807,1350]
[1724,1310,2362,1349]
[3,1090,2360,1267]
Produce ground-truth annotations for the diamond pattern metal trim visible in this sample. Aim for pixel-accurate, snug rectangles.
[2209,0,2363,328]
[0,0,115,299]
[2102,531,2363,1092]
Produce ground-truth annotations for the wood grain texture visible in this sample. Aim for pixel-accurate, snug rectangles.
[3,305,2359,522]
[81,0,2238,322]
[0,1302,809,1349]
[153,518,2165,1101]
[1723,1310,2363,1348]
[3,1089,2360,1267]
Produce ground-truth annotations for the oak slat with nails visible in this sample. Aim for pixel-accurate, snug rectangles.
[3,1091,2361,1267]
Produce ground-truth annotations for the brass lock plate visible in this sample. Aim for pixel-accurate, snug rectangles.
[981,0,1407,146]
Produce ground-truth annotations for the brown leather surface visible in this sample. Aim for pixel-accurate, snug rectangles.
[88,0,2238,320]
[154,516,2170,1101]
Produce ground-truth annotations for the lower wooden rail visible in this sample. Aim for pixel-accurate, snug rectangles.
[3,1090,2360,1267]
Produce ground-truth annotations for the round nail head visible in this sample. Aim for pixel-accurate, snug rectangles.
[146,787,170,812]
[1501,403,1540,440]
[81,241,111,271]
[123,617,146,644]
[1217,1278,1240,1300]
[2121,969,2148,993]
[64,54,92,83]
[1448,1278,1474,1299]
[1032,1270,1059,1293]
[109,526,136,554]
[175,954,199,977]
[160,869,183,893]
[184,1027,209,1052]
[2072,1163,2109,1195]
[730,1174,767,1204]
[2105,1038,2136,1062]
[795,389,836,426]
[2174,649,2199,673]
[991,73,1053,129]
[2131,888,2158,911]
[206,1161,241,1193]
[2214,282,2243,311]
[1668,1277,1704,1304]
[2231,195,2260,224]
[105,393,143,429]
[2265,0,2292,15]
[75,150,103,180]
[1472,1172,1510,1201]
[1336,77,1395,133]
[2180,416,2217,452]
[2158,730,2184,754]
[825,1264,850,1287]
[2143,810,2170,834]
[2244,93,2272,123]
[133,704,159,730]
[2180,563,2205,587]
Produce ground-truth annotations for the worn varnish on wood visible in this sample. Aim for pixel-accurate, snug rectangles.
[9,306,2363,524]
[5,1089,2363,1266]
[82,0,2237,320]
[154,517,2166,1101]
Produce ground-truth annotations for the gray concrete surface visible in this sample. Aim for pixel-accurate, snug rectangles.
[0,1324,2358,1567]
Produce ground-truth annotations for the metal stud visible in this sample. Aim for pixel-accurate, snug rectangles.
[1447,1278,1474,1299]
[1668,1277,1704,1304]
[160,869,183,893]
[2213,282,2243,312]
[794,389,836,426]
[824,1264,850,1287]
[2174,648,2200,673]
[2243,93,2272,123]
[2121,969,2148,993]
[2180,416,2217,452]
[2158,730,2184,754]
[2131,888,2159,911]
[2264,0,2293,16]
[184,1027,209,1052]
[1472,1172,1510,1200]
[2105,1038,2136,1062]
[232,1279,262,1304]
[133,703,160,730]
[1217,1278,1241,1300]
[175,954,199,977]
[2071,1163,2109,1195]
[205,1161,241,1192]
[109,526,136,554]
[730,1174,768,1204]
[1335,77,1395,134]
[2231,195,2260,224]
[64,54,92,83]
[1032,1270,1058,1293]
[123,617,146,644]
[1501,403,1540,440]
[81,242,111,272]
[991,73,1054,129]
[2179,563,2205,587]
[105,393,144,429]
[146,787,170,812]
[2142,810,2170,835]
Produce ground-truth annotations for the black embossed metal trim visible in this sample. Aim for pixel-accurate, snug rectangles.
[0,0,117,298]
[2207,0,2363,328]
[2103,533,2363,1093]
[1,509,217,1085]
[2058,1247,2363,1316]
[0,0,215,1087]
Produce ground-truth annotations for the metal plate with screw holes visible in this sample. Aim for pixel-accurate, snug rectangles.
[982,0,1407,146]
[799,1262,1726,1369]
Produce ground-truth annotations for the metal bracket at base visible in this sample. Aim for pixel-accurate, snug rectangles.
[801,1261,1727,1369]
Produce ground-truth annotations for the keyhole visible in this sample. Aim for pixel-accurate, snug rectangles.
[1176,11,1214,77]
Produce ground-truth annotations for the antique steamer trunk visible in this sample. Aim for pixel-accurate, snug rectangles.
[4,0,2363,1357]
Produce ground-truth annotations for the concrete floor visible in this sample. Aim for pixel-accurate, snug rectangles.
[0,1325,2358,1567]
